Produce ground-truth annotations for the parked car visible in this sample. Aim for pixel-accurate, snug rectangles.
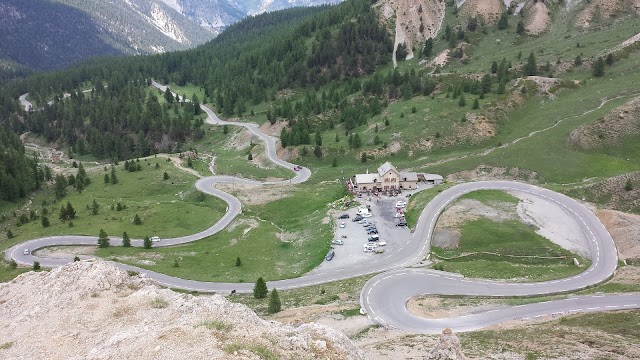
[361,213,372,218]
[358,219,367,224]
[338,214,349,219]
[23,248,30,255]
[352,215,363,222]
[394,212,404,218]
[374,247,385,254]
[368,235,380,242]
[363,244,377,252]
[396,221,408,227]
[151,236,161,242]
[331,239,344,245]
[325,249,335,261]
[378,242,387,246]
[395,201,406,208]
[367,229,378,235]
[339,222,346,228]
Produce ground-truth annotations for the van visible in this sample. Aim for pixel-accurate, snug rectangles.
[357,206,369,215]
[150,236,161,242]
[367,235,380,242]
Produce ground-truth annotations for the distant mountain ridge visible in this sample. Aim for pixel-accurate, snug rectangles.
[158,0,344,35]
[0,0,343,71]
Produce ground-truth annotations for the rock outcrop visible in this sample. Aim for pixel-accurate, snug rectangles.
[0,261,364,359]
[427,328,467,360]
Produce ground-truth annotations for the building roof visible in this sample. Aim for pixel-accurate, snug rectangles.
[422,173,444,181]
[377,162,398,176]
[399,172,419,182]
[355,173,378,184]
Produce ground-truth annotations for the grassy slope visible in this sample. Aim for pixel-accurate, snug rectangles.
[4,160,226,242]
[95,183,341,282]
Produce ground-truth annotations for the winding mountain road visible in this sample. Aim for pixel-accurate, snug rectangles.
[8,85,639,334]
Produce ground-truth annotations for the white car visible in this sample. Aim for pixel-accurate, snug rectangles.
[396,201,406,208]
[361,213,372,218]
[23,248,30,255]
[339,222,346,228]
[378,242,387,246]
[150,236,161,242]
[331,239,344,245]
[394,212,404,218]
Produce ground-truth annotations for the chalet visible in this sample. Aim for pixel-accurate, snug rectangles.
[350,162,442,193]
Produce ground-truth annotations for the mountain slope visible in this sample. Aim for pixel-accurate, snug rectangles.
[158,0,344,35]
[0,0,215,70]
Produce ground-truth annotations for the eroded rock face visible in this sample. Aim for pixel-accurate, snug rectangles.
[427,328,467,360]
[0,261,364,359]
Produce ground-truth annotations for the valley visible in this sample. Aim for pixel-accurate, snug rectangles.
[1,0,640,358]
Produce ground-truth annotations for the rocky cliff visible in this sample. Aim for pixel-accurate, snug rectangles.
[0,261,364,359]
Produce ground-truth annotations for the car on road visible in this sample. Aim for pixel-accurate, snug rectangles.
[338,214,349,219]
[339,222,346,228]
[361,213,372,218]
[23,248,30,255]
[325,249,335,261]
[331,239,344,245]
[396,220,408,227]
[151,236,161,242]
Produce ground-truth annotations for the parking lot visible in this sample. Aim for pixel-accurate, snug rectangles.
[311,187,429,274]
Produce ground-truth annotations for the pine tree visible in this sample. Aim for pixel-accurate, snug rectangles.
[335,133,339,143]
[315,130,322,146]
[6,229,14,239]
[525,52,538,76]
[253,277,268,299]
[33,261,40,270]
[91,199,99,215]
[491,61,498,74]
[574,54,582,66]
[110,167,118,184]
[268,288,282,314]
[66,201,76,219]
[104,174,110,184]
[625,178,633,191]
[497,12,509,30]
[332,157,337,167]
[592,57,605,77]
[352,133,362,148]
[163,171,169,180]
[133,214,142,225]
[458,94,466,107]
[164,88,174,103]
[143,236,152,249]
[361,152,368,163]
[59,205,68,221]
[605,53,615,66]
[423,38,434,58]
[247,153,253,161]
[98,229,110,248]
[122,232,131,247]
[223,125,229,134]
[384,117,390,126]
[516,20,525,35]
[235,257,242,267]
[473,98,480,109]
[314,145,322,158]
[41,216,50,227]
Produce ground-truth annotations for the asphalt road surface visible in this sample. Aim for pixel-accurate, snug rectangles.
[10,86,639,334]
